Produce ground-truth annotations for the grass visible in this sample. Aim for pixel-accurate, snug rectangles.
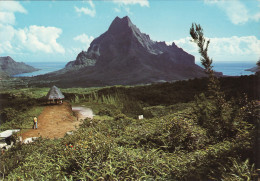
[0,106,44,130]
[1,107,256,180]
[20,106,44,128]
[0,75,258,180]
[0,87,50,99]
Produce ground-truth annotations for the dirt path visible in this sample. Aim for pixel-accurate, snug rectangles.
[21,102,80,140]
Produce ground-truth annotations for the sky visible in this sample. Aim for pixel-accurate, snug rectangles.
[0,0,259,64]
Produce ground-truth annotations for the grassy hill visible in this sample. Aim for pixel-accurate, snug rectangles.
[0,74,259,180]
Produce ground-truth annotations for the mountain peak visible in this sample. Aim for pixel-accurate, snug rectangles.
[39,16,208,87]
[1,56,14,62]
[121,16,131,23]
[113,16,132,24]
[108,16,134,34]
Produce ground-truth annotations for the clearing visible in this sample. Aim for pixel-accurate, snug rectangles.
[21,102,93,140]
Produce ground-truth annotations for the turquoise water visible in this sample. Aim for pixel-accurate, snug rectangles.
[211,62,255,76]
[13,61,256,77]
[13,62,67,77]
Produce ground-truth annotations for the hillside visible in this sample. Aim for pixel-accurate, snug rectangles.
[0,56,39,76]
[32,16,219,87]
[0,69,9,79]
[0,74,258,180]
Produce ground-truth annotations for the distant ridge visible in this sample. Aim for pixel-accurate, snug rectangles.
[33,16,221,87]
[245,66,259,73]
[0,56,39,76]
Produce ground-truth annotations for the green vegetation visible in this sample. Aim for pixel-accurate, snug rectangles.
[0,90,45,130]
[0,73,258,180]
[0,24,259,180]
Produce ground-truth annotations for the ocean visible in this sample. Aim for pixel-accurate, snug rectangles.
[211,62,256,76]
[13,62,67,77]
[13,61,256,77]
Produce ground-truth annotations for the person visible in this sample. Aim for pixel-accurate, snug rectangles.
[33,116,38,129]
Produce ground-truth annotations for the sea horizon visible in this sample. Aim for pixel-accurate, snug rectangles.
[13,61,256,77]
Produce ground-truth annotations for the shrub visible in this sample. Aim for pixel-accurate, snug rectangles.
[97,108,113,116]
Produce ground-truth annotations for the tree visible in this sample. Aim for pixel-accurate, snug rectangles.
[189,23,258,145]
[190,23,233,140]
[190,23,225,105]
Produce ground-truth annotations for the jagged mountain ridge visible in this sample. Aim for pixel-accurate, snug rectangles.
[0,56,39,76]
[67,16,195,69]
[34,16,209,87]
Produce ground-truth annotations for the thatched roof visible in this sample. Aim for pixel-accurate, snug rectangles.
[46,86,64,100]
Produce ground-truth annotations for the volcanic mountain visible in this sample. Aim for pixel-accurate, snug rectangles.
[35,16,209,87]
[0,56,39,77]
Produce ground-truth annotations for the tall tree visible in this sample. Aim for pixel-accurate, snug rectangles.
[190,23,231,140]
[190,23,225,105]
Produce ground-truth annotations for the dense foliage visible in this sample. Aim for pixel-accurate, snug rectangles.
[0,73,259,180]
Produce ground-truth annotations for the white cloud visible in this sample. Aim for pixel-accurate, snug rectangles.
[74,33,94,51]
[75,6,96,17]
[0,24,15,42]
[113,0,149,14]
[125,7,132,14]
[0,24,16,54]
[75,0,96,17]
[171,36,260,62]
[114,7,121,12]
[204,0,260,24]
[0,1,27,13]
[113,0,149,7]
[0,1,27,25]
[252,12,260,22]
[88,0,95,9]
[0,12,15,25]
[16,29,27,44]
[0,25,65,54]
[23,26,65,53]
[0,2,65,55]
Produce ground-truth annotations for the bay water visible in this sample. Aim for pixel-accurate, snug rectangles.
[211,62,255,76]
[13,62,67,77]
[13,61,256,77]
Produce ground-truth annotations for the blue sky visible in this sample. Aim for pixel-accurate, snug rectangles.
[0,0,259,64]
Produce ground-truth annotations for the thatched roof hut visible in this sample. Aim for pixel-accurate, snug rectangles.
[46,86,64,100]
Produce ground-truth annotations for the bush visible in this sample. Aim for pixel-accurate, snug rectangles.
[0,77,258,180]
[97,108,113,116]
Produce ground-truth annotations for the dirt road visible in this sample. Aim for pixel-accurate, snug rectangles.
[21,102,80,140]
